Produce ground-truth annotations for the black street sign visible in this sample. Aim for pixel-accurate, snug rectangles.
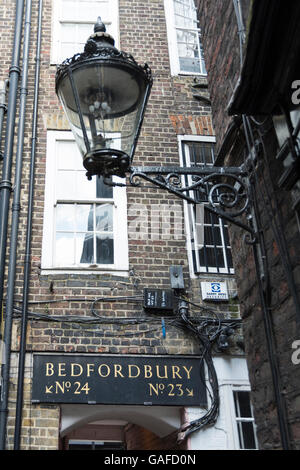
[32,354,207,406]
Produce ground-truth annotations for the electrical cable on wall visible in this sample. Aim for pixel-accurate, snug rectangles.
[175,308,220,442]
[10,292,242,441]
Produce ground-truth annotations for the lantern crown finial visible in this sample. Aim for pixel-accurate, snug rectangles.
[94,16,106,33]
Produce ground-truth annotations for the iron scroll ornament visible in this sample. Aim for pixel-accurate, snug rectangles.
[126,165,256,237]
[56,49,153,87]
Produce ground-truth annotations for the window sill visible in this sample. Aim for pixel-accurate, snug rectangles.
[172,72,208,78]
[40,267,129,277]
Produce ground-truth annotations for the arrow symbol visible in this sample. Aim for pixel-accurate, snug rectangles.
[45,385,53,394]
[186,388,194,396]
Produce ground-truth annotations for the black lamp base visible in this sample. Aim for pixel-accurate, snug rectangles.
[83,149,130,179]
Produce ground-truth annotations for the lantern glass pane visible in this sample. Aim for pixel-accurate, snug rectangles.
[57,61,148,161]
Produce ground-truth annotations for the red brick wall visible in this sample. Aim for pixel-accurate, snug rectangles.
[125,423,187,450]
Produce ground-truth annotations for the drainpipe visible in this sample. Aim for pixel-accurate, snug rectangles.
[0,0,25,450]
[0,79,9,331]
[0,80,9,163]
[249,180,291,450]
[14,0,43,450]
[0,0,24,332]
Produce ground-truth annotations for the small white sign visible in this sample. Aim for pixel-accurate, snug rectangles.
[201,282,229,301]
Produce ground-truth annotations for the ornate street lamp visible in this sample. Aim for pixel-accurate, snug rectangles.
[55,18,254,237]
[55,17,152,179]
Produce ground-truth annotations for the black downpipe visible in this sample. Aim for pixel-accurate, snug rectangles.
[0,80,9,162]
[242,113,291,449]
[14,0,43,450]
[0,0,25,450]
[252,241,291,449]
[249,179,291,450]
[242,116,291,449]
[0,79,9,318]
[0,0,24,313]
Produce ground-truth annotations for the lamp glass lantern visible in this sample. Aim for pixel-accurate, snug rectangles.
[55,18,152,179]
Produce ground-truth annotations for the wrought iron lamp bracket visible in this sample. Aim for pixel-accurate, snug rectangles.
[55,17,257,242]
[126,164,257,239]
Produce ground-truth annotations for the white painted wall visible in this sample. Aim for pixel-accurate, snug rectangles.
[187,356,251,450]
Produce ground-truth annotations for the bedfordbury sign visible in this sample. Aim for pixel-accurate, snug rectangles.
[32,354,207,406]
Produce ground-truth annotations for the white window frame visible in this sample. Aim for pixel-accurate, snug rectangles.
[178,135,234,277]
[164,0,206,76]
[228,385,258,450]
[51,0,119,64]
[41,130,128,274]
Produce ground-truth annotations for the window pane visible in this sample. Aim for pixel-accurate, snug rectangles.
[61,23,86,59]
[226,248,234,269]
[78,172,98,199]
[96,176,113,198]
[60,35,83,60]
[61,0,109,22]
[177,30,199,54]
[235,391,253,418]
[77,232,94,264]
[216,248,225,268]
[57,140,82,169]
[57,171,110,200]
[69,173,113,200]
[96,235,114,264]
[204,208,218,225]
[199,246,212,267]
[223,225,231,246]
[241,422,257,449]
[95,204,113,232]
[189,142,215,167]
[77,23,95,43]
[55,233,74,265]
[204,224,222,246]
[57,170,77,199]
[237,422,243,449]
[174,0,197,29]
[200,43,207,74]
[56,204,75,231]
[60,23,75,42]
[76,205,94,231]
[199,246,225,269]
[179,57,200,74]
[194,189,208,203]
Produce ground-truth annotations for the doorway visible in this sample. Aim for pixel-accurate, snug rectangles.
[59,404,187,450]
